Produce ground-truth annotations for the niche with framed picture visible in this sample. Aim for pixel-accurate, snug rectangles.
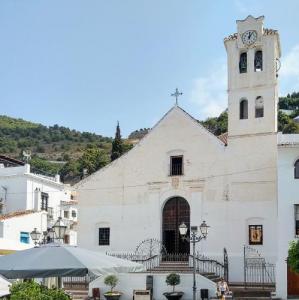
[249,225,263,245]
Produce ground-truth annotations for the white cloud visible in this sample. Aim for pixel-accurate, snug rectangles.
[280,44,299,93]
[190,63,227,119]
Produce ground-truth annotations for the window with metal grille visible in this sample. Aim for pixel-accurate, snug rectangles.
[295,160,299,179]
[99,228,110,245]
[170,156,183,176]
[41,192,49,211]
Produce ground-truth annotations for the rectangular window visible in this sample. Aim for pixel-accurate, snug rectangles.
[20,232,30,244]
[295,205,299,237]
[47,207,54,219]
[64,210,69,219]
[41,192,49,211]
[99,227,110,246]
[72,210,77,218]
[249,225,263,245]
[170,156,183,176]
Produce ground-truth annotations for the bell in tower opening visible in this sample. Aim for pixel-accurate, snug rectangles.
[254,50,263,71]
[239,52,247,73]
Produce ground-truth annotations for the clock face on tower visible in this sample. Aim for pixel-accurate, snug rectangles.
[241,30,257,46]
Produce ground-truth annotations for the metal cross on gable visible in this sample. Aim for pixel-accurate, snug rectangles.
[171,88,183,106]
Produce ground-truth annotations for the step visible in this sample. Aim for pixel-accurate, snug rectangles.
[64,289,89,299]
[232,290,272,298]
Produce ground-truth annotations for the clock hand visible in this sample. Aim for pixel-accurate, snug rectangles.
[248,32,252,40]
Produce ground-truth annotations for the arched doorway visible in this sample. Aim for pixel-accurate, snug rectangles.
[162,197,190,254]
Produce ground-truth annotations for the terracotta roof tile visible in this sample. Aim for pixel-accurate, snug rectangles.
[0,210,37,221]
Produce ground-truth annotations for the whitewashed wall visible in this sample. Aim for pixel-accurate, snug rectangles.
[77,106,278,282]
[0,211,47,248]
[89,273,216,300]
[276,134,299,299]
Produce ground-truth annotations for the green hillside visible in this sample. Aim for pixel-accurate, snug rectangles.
[1,92,298,183]
[200,93,299,135]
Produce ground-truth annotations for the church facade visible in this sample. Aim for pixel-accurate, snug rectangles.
[77,16,282,285]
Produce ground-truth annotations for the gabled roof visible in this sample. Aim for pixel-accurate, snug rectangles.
[76,105,226,188]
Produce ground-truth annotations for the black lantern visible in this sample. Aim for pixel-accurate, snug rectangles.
[179,222,188,236]
[199,221,209,239]
[30,228,41,245]
[52,217,67,241]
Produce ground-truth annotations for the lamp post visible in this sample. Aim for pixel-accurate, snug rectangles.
[30,228,41,246]
[179,221,209,300]
[30,217,67,246]
[52,217,67,243]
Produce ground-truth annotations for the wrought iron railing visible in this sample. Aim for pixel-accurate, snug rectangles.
[244,245,275,287]
[161,253,189,262]
[190,253,225,280]
[106,252,161,271]
[63,274,94,289]
[107,251,227,282]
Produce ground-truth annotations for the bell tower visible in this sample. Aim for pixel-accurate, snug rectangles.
[224,16,281,137]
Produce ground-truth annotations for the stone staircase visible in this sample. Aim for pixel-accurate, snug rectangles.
[150,261,222,282]
[230,286,277,300]
[64,283,89,300]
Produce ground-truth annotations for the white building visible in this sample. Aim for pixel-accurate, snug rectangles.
[0,210,47,251]
[77,15,281,287]
[0,156,77,247]
[276,133,299,299]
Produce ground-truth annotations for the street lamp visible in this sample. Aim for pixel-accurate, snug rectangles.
[30,228,41,246]
[48,227,55,243]
[52,217,67,242]
[179,221,210,300]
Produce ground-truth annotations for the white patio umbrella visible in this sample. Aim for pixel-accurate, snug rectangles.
[0,275,10,297]
[0,243,145,279]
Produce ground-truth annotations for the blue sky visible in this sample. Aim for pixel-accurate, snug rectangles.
[1,1,299,137]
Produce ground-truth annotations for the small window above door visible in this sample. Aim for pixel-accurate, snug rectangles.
[170,156,183,176]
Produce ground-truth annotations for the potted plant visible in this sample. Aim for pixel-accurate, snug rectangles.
[163,273,184,300]
[103,275,122,300]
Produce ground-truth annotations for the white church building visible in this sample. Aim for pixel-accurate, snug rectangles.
[77,16,298,299]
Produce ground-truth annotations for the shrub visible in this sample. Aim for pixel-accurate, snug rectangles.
[165,273,181,292]
[288,240,299,273]
[9,280,70,300]
[104,275,118,293]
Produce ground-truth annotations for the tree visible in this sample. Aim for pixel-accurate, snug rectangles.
[165,273,181,292]
[111,121,124,161]
[283,120,299,134]
[288,240,299,273]
[104,275,119,293]
[79,147,108,175]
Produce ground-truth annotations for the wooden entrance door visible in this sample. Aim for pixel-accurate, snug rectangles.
[288,265,299,296]
[162,197,190,254]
